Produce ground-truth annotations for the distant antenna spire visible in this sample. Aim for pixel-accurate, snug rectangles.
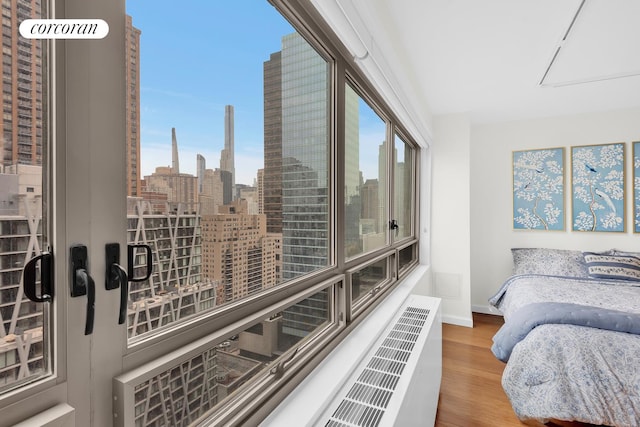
[172,127,180,173]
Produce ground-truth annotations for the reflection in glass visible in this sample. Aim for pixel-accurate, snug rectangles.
[351,258,387,304]
[394,134,414,241]
[132,288,331,426]
[124,1,331,340]
[344,84,387,259]
[0,0,49,393]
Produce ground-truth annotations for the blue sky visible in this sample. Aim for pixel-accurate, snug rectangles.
[125,1,386,185]
[125,1,294,184]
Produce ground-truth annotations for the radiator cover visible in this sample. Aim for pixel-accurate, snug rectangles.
[320,295,441,427]
[261,280,442,427]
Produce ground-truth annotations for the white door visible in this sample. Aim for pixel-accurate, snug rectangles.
[0,0,127,425]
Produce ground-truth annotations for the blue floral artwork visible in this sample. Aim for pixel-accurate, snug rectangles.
[513,148,564,230]
[634,141,640,232]
[572,143,625,232]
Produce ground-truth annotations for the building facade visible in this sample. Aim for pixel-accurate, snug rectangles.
[125,15,141,197]
[201,200,281,305]
[1,0,43,168]
[274,32,330,280]
[144,166,198,207]
[220,105,235,199]
[263,52,283,234]
[126,198,217,338]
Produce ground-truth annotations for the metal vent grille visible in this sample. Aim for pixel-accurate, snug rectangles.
[325,306,430,427]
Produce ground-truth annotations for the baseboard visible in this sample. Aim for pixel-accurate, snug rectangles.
[442,314,473,328]
[472,304,503,316]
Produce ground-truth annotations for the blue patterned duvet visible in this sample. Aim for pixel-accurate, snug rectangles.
[489,274,640,426]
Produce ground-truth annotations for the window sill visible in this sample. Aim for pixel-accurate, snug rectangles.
[262,264,432,425]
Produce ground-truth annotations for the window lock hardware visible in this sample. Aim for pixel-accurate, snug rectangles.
[23,251,53,303]
[70,244,95,335]
[389,219,399,236]
[270,347,299,379]
[105,243,153,325]
[105,243,129,325]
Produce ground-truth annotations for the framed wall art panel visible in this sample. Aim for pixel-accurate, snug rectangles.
[571,142,625,232]
[513,148,564,230]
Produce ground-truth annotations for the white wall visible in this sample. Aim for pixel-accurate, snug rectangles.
[470,107,640,313]
[429,114,472,326]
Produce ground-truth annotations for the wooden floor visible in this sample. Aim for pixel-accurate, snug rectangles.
[433,313,598,427]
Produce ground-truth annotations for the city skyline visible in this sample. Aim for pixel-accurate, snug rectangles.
[125,0,293,185]
[125,1,384,186]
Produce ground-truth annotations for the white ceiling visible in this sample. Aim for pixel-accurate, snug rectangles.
[314,0,640,125]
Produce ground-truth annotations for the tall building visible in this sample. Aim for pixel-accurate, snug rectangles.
[278,33,329,280]
[126,198,217,338]
[0,165,44,387]
[1,0,43,167]
[171,127,180,173]
[125,15,141,197]
[200,168,230,215]
[0,0,46,391]
[220,105,235,199]
[197,153,206,194]
[132,348,219,426]
[361,178,380,232]
[256,168,264,216]
[219,168,232,206]
[144,166,197,206]
[263,52,282,234]
[238,185,259,215]
[344,84,362,257]
[143,130,198,205]
[200,200,281,305]
[345,85,360,199]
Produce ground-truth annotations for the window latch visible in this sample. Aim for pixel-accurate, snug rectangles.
[389,219,399,236]
[23,251,53,303]
[70,245,95,335]
[106,243,153,325]
[270,347,299,379]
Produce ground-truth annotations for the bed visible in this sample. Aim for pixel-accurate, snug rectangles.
[488,248,640,426]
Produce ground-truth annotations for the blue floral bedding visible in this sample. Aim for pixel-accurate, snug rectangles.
[489,274,640,426]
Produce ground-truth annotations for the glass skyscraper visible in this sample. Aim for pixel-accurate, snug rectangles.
[281,33,330,279]
[265,32,330,280]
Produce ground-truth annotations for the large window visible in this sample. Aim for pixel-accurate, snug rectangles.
[119,0,420,424]
[124,1,331,341]
[0,0,422,424]
[344,83,388,260]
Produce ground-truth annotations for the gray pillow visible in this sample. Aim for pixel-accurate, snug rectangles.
[583,252,640,281]
[511,248,589,278]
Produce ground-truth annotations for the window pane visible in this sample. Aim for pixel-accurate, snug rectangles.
[125,1,331,341]
[393,134,414,241]
[0,0,50,393]
[350,258,387,306]
[129,287,333,426]
[344,84,387,259]
[398,243,417,273]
